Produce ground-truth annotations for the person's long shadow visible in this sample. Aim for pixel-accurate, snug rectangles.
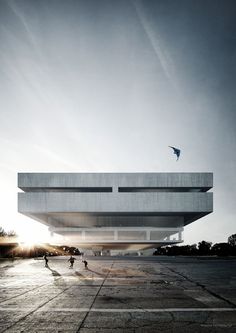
[46,265,61,277]
[75,271,84,277]
[46,265,67,288]
[87,268,106,277]
[74,271,92,285]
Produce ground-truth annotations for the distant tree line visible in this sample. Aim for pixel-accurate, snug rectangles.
[153,234,236,256]
[0,226,82,258]
[0,227,17,258]
[0,227,16,237]
[1,226,236,258]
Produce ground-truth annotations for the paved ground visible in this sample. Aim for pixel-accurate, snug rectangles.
[0,256,236,332]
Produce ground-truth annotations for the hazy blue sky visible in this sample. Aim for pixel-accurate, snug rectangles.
[0,0,235,244]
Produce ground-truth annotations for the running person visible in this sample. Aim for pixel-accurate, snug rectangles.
[82,260,88,269]
[68,256,76,268]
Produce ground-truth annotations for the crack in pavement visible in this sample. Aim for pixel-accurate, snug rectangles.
[0,280,73,333]
[76,261,114,332]
[0,280,56,305]
[162,264,236,308]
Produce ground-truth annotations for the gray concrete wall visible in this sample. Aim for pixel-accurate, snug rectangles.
[18,192,213,214]
[18,172,213,190]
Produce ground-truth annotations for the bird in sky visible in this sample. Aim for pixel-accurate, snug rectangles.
[169,146,181,161]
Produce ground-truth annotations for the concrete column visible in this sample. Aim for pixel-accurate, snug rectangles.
[48,226,54,237]
[178,231,182,241]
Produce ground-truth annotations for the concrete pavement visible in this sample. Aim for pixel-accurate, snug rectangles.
[0,256,236,332]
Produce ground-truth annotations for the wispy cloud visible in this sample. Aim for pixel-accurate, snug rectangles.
[6,0,41,56]
[132,0,177,89]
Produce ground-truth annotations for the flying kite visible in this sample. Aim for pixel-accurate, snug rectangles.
[169,146,181,161]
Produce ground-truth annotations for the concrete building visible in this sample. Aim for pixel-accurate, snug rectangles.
[18,173,213,250]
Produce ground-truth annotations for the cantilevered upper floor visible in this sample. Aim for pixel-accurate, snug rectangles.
[18,172,213,192]
[18,173,213,226]
[18,173,213,249]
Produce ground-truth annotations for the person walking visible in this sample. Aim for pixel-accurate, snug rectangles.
[68,256,76,268]
[82,260,88,269]
[43,254,48,267]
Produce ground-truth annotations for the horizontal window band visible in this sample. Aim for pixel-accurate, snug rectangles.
[20,187,210,193]
[118,187,209,192]
[20,187,113,192]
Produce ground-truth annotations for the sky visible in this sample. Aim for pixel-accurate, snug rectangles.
[0,0,235,245]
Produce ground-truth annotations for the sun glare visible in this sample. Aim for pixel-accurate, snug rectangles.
[18,234,41,248]
[17,226,51,247]
[16,223,64,248]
